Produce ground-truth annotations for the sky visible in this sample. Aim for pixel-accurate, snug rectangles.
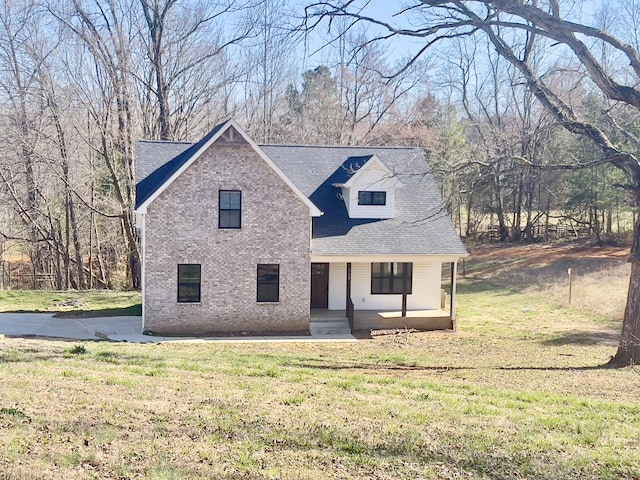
[296,0,428,69]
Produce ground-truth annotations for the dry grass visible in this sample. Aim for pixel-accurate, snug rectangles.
[464,243,630,320]
[1,243,639,479]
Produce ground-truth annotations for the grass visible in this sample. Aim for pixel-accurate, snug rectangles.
[0,290,141,317]
[0,245,638,479]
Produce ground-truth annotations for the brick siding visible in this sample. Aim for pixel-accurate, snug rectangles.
[143,134,311,335]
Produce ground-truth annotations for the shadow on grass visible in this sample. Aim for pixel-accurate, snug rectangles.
[539,330,620,347]
[290,360,609,372]
[52,304,142,318]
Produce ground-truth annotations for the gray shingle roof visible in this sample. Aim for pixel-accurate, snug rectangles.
[136,140,192,185]
[261,145,467,256]
[135,130,467,257]
[135,122,227,209]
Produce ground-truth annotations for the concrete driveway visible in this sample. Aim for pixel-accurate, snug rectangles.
[0,313,355,343]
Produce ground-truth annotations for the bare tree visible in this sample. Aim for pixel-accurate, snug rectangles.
[49,0,142,287]
[238,0,300,143]
[305,0,640,366]
[137,0,255,141]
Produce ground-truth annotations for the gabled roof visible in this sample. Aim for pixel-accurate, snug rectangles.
[136,140,192,185]
[261,145,467,256]
[135,122,467,257]
[332,154,403,189]
[135,123,225,210]
[135,120,322,216]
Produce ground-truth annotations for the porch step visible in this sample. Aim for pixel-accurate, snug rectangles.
[309,319,351,336]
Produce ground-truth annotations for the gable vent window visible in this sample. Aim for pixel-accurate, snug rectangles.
[177,264,201,303]
[219,190,241,229]
[371,262,412,295]
[358,191,386,206]
[257,264,279,302]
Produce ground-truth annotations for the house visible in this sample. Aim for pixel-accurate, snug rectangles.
[134,119,467,335]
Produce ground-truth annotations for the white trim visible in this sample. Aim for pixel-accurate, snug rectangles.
[311,254,468,263]
[135,119,322,217]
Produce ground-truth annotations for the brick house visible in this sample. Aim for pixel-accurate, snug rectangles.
[135,119,467,335]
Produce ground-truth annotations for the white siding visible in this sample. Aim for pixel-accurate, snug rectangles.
[341,160,398,219]
[343,186,395,219]
[327,261,442,311]
[328,263,347,310]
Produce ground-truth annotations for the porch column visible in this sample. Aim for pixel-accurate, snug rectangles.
[345,262,352,307]
[450,261,458,330]
[346,262,354,330]
[401,262,408,317]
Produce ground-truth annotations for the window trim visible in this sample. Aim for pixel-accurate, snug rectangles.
[358,190,386,206]
[371,262,412,295]
[177,264,201,303]
[218,190,242,229]
[257,264,280,303]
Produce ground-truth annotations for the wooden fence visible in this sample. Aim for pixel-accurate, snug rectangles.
[0,261,58,290]
[477,223,591,242]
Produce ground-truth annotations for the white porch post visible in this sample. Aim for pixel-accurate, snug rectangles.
[450,261,458,330]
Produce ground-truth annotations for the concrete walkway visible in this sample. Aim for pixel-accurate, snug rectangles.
[0,313,356,343]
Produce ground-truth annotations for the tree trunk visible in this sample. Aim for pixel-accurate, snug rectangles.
[609,260,640,366]
[493,175,509,241]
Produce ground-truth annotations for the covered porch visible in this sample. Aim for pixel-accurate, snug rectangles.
[310,255,462,332]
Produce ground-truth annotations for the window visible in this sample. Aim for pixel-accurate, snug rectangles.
[177,264,201,302]
[219,190,241,228]
[371,262,412,294]
[257,264,279,302]
[358,191,386,205]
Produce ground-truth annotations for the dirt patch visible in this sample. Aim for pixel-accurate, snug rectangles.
[463,242,629,282]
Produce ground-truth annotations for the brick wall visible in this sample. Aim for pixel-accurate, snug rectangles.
[143,134,311,335]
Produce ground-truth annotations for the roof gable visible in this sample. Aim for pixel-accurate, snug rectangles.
[334,155,403,189]
[135,120,322,216]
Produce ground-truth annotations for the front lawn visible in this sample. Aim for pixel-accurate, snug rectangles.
[0,245,637,479]
[1,282,638,478]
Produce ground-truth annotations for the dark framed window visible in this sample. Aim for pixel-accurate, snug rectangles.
[178,264,201,302]
[219,190,241,229]
[257,264,279,302]
[371,262,412,295]
[358,191,386,205]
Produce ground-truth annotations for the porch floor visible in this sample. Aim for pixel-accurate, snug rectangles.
[311,308,452,331]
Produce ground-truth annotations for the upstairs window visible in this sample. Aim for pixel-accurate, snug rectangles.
[358,191,386,206]
[219,190,241,229]
[257,264,279,302]
[177,264,201,302]
[371,262,412,295]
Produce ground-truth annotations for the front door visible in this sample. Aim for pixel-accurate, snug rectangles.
[310,263,329,309]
